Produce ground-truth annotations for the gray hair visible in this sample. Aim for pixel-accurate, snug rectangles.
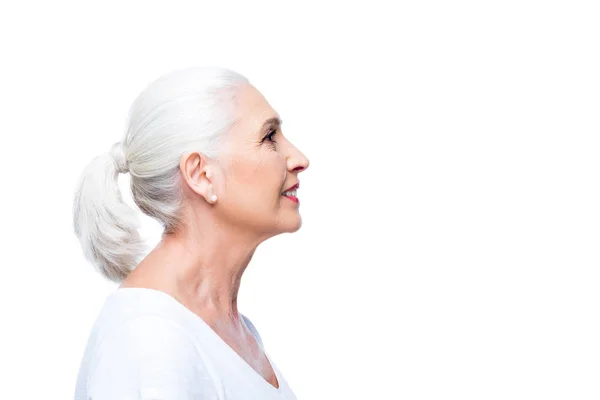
[72,66,249,282]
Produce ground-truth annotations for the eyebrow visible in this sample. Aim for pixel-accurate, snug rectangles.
[261,117,283,131]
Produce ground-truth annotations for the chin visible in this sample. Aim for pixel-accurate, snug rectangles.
[286,217,303,233]
[274,216,302,234]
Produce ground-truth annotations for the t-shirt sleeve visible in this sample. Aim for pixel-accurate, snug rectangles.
[87,316,218,399]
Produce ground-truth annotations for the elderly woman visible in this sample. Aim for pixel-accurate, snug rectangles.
[72,66,309,399]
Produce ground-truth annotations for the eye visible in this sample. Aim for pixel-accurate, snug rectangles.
[264,129,277,144]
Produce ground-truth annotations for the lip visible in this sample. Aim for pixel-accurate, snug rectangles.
[282,182,299,193]
[282,194,299,204]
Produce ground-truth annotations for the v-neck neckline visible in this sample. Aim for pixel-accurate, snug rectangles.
[114,287,283,393]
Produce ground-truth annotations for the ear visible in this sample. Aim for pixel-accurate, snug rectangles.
[179,151,215,203]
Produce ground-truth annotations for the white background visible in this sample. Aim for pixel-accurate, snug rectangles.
[1,1,599,399]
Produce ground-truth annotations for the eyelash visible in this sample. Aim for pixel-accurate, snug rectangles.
[264,129,277,145]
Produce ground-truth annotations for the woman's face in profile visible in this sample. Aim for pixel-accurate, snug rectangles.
[216,83,310,236]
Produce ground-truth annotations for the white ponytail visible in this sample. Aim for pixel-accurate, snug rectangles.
[72,66,249,282]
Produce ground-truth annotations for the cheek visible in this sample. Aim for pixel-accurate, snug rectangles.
[227,155,285,202]
[258,158,287,205]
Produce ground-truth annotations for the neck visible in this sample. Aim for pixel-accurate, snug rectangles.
[128,220,265,329]
[161,227,259,321]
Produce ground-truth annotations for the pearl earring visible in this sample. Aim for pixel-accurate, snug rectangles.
[206,171,216,203]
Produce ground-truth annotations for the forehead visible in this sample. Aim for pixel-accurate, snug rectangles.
[234,84,280,134]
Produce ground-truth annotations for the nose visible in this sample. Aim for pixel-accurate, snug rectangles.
[286,143,310,173]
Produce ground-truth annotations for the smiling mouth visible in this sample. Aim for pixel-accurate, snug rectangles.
[281,182,300,203]
[281,186,299,203]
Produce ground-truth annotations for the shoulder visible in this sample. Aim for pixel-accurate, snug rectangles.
[88,315,216,398]
[103,314,197,353]
[96,315,202,369]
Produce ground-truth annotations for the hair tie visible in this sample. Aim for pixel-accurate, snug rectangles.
[110,142,129,174]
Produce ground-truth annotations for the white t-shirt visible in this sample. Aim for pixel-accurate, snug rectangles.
[74,287,297,399]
